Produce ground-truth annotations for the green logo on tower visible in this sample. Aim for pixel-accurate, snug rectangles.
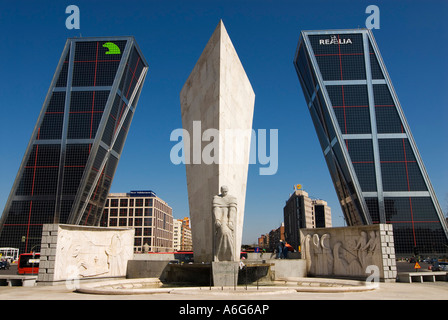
[103,42,121,55]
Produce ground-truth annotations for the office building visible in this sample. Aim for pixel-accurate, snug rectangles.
[268,223,285,252]
[258,234,269,250]
[0,37,148,254]
[173,220,182,251]
[283,190,332,250]
[173,217,192,251]
[313,199,332,228]
[102,191,173,252]
[294,29,448,255]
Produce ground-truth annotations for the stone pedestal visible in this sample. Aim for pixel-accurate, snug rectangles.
[212,261,239,287]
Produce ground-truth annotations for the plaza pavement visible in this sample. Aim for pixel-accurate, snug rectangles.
[0,280,446,300]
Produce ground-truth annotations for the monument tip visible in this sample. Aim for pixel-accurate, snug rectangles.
[217,19,226,31]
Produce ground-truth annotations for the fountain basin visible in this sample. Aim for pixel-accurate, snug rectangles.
[76,277,376,295]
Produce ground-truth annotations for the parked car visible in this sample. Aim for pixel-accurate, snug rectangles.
[431,262,448,271]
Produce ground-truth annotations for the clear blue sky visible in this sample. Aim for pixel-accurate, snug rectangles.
[0,1,447,244]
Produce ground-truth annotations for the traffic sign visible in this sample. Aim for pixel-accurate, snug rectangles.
[414,262,421,270]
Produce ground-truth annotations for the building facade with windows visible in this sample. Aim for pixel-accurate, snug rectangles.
[173,217,192,251]
[294,29,448,255]
[283,190,332,250]
[268,223,285,252]
[102,191,173,252]
[257,234,269,250]
[173,220,182,251]
[312,199,332,228]
[0,37,148,253]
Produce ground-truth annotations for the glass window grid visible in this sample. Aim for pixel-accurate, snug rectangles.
[365,197,380,223]
[38,114,64,140]
[46,92,66,113]
[55,50,70,88]
[0,200,55,252]
[326,85,371,135]
[309,33,366,81]
[346,139,377,192]
[311,91,337,142]
[0,39,148,254]
[373,84,403,134]
[369,43,384,80]
[72,41,126,87]
[296,31,448,255]
[385,197,447,253]
[379,139,427,192]
[295,43,317,98]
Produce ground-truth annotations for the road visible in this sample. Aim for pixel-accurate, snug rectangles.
[396,261,432,272]
[0,264,18,276]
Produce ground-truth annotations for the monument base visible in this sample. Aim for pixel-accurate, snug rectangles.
[212,261,239,287]
[125,258,308,286]
[166,263,211,285]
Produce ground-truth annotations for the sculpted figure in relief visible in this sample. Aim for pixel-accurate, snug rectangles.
[213,186,237,261]
[362,230,381,270]
[355,231,369,269]
[303,229,382,278]
[320,234,333,275]
[106,234,125,276]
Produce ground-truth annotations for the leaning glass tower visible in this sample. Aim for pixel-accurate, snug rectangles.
[0,37,148,253]
[294,29,448,256]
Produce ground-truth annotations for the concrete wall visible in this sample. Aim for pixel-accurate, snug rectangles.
[133,253,175,261]
[127,260,172,280]
[300,224,396,282]
[246,252,301,261]
[38,224,134,284]
[126,254,307,284]
[268,259,307,279]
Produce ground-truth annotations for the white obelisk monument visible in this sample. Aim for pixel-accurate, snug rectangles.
[180,20,255,263]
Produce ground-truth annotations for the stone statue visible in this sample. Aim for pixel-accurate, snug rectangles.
[106,234,125,276]
[213,186,237,261]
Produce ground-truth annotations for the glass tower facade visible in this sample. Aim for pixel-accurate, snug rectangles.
[0,37,148,253]
[294,29,448,256]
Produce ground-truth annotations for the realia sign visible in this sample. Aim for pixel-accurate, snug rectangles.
[319,35,352,45]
